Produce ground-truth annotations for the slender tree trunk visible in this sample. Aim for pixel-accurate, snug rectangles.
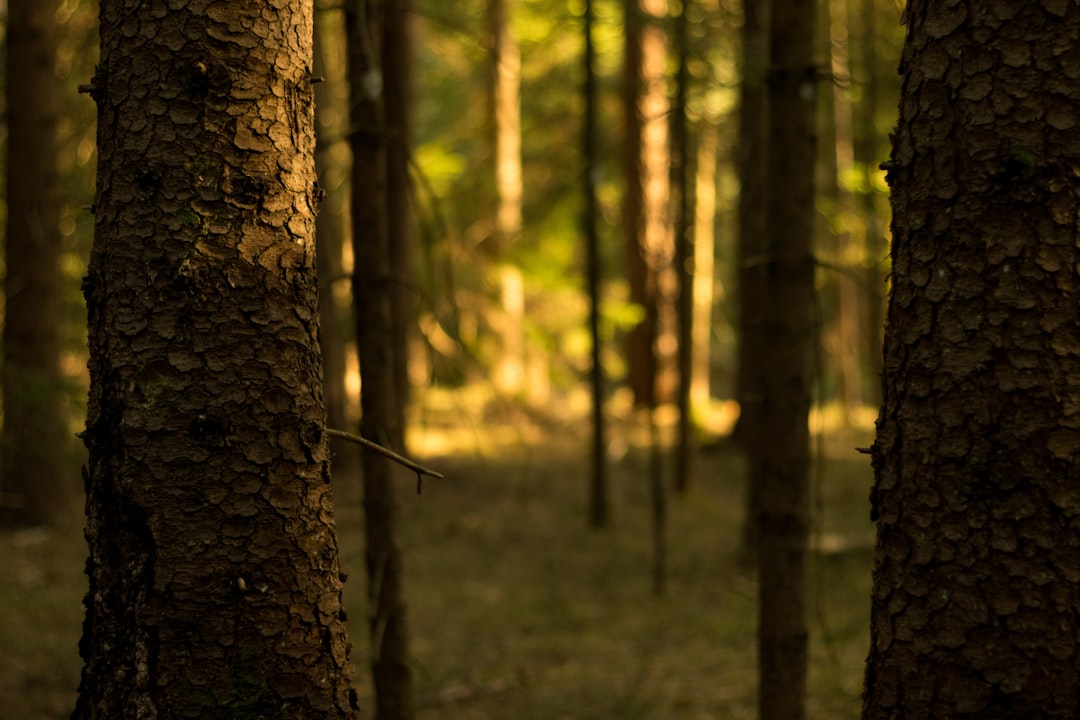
[623,0,671,409]
[74,2,358,716]
[864,3,1080,717]
[736,0,769,561]
[315,6,359,477]
[584,0,609,529]
[346,2,416,718]
[756,0,816,717]
[817,0,859,419]
[851,0,886,409]
[487,0,526,398]
[1,0,73,527]
[672,0,696,494]
[690,121,717,414]
[384,0,415,451]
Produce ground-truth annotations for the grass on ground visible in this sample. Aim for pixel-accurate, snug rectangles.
[1,400,876,719]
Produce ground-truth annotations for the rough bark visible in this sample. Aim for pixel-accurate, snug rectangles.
[74,2,358,718]
[864,3,1080,717]
[756,0,816,716]
[347,1,416,718]
[1,0,73,527]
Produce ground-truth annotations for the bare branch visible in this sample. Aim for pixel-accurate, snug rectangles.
[326,428,444,494]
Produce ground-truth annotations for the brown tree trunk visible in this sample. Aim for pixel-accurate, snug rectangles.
[623,0,671,409]
[314,6,360,478]
[672,0,695,494]
[584,0,609,529]
[864,4,1080,717]
[851,0,890,410]
[1,0,73,527]
[735,0,769,560]
[384,0,415,451]
[346,2,416,718]
[74,2,358,717]
[755,0,816,717]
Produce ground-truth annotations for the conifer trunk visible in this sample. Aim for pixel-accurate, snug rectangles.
[1,0,71,527]
[756,0,817,716]
[75,2,358,717]
[346,1,416,717]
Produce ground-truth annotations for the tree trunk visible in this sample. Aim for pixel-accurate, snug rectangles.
[672,0,695,494]
[735,0,769,561]
[864,3,1080,717]
[384,0,415,451]
[584,0,609,529]
[756,0,816,717]
[314,6,360,479]
[487,0,527,398]
[623,0,672,409]
[347,2,417,718]
[1,0,73,527]
[690,120,717,415]
[74,2,358,717]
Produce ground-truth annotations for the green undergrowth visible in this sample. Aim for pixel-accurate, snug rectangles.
[1,421,875,719]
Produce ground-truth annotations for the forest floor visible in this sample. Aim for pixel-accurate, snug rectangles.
[1,389,877,720]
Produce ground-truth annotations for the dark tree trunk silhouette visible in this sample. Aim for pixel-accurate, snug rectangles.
[584,0,609,529]
[1,0,73,527]
[347,1,416,718]
[735,0,769,561]
[383,0,415,451]
[755,0,816,717]
[864,3,1080,717]
[672,0,695,494]
[74,2,358,717]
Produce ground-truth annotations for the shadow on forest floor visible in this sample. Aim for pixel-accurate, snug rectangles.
[1,396,876,720]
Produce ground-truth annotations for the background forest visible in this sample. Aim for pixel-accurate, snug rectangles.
[1,0,905,717]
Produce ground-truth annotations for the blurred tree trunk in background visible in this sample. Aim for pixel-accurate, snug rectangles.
[1,0,74,527]
[487,0,527,398]
[347,1,416,718]
[755,0,816,717]
[816,0,859,422]
[735,0,768,561]
[74,2,358,716]
[851,0,889,409]
[584,0,609,529]
[315,5,360,477]
[864,3,1080,717]
[690,120,717,416]
[384,0,415,449]
[622,0,672,409]
[672,0,695,494]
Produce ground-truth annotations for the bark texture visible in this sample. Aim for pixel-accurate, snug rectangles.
[864,3,1080,718]
[756,0,816,716]
[2,0,72,526]
[75,2,357,717]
